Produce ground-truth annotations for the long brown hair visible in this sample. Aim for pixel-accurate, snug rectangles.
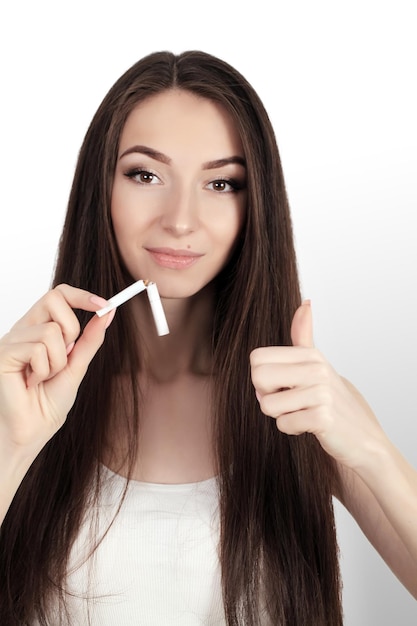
[0,51,343,624]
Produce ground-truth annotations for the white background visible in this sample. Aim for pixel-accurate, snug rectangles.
[1,1,416,623]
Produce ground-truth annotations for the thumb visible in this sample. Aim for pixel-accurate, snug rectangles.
[66,309,115,383]
[291,299,314,348]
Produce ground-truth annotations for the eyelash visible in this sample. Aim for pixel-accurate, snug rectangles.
[123,168,245,193]
[124,168,160,184]
[206,178,245,193]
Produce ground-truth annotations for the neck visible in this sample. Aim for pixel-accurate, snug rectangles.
[130,284,215,381]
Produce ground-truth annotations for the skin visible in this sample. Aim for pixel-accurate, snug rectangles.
[0,88,416,599]
[252,301,417,597]
[108,90,247,482]
[0,286,115,523]
[111,89,247,301]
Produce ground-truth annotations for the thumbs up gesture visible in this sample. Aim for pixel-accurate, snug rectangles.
[250,301,387,470]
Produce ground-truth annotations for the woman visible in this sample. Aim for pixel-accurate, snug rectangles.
[0,50,416,625]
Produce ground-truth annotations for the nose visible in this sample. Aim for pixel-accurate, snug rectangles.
[160,185,199,237]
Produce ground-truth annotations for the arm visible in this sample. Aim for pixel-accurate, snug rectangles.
[335,380,417,598]
[250,301,417,597]
[0,285,114,525]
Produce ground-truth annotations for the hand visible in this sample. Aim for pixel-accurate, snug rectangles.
[0,284,115,462]
[250,301,388,470]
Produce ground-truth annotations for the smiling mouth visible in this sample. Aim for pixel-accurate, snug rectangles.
[145,247,203,269]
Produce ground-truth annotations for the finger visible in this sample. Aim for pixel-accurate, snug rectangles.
[2,323,68,378]
[291,300,314,348]
[251,360,328,394]
[26,343,52,387]
[251,362,301,393]
[12,285,108,345]
[250,345,318,367]
[257,384,330,418]
[65,308,116,385]
[275,405,332,437]
[0,341,51,387]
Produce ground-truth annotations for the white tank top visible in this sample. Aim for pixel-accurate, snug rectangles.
[59,466,226,625]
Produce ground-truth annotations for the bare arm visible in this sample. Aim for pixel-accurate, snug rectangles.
[0,451,34,525]
[251,301,417,598]
[335,380,417,598]
[0,285,114,525]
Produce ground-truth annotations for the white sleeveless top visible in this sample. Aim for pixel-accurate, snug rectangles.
[58,466,226,625]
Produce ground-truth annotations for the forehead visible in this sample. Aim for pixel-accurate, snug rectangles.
[119,89,244,157]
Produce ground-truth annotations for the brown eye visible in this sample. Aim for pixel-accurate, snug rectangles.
[138,171,155,183]
[206,178,243,193]
[125,169,161,185]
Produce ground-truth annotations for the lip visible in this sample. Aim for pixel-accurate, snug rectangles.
[145,247,204,269]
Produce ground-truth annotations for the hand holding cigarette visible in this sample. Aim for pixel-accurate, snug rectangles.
[96,279,169,336]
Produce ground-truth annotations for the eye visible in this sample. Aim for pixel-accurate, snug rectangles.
[124,168,161,185]
[206,178,244,193]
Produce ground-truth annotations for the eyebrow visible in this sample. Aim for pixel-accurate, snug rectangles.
[203,156,246,170]
[119,145,246,169]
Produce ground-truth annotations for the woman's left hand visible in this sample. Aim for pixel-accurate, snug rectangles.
[251,301,417,596]
[250,301,389,471]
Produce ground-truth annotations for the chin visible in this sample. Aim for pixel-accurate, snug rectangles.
[124,263,217,300]
[157,279,215,301]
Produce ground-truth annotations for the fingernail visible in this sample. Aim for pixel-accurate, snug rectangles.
[89,295,108,308]
[104,308,116,329]
[302,299,311,306]
[66,341,75,355]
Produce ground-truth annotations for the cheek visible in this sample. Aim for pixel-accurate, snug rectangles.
[210,194,246,245]
[224,201,246,244]
[111,179,164,236]
[110,183,127,238]
[110,186,145,242]
[110,207,128,249]
[213,215,244,259]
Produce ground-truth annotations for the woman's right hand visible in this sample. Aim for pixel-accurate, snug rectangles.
[0,284,115,463]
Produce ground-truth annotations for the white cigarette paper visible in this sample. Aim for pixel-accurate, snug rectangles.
[146,282,170,336]
[95,279,169,337]
[96,279,146,317]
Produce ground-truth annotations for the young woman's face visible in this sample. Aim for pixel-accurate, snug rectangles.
[111,89,247,299]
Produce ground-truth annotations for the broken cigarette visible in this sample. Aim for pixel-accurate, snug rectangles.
[96,279,169,336]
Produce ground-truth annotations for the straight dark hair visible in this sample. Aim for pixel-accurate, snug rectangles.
[0,51,343,624]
